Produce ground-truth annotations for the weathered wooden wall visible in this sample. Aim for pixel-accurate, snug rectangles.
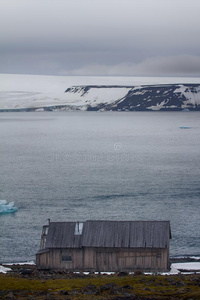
[36,247,169,271]
[93,248,169,272]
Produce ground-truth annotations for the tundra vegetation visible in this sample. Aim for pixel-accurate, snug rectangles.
[1,265,200,299]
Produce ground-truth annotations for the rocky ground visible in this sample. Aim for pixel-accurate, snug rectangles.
[1,264,200,299]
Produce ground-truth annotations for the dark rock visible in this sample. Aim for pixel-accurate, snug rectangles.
[185,288,192,292]
[20,268,33,275]
[122,292,132,297]
[81,284,97,294]
[32,270,40,276]
[117,271,129,277]
[176,281,185,287]
[35,290,48,296]
[99,282,122,295]
[4,292,16,299]
[59,290,69,295]
[44,295,56,300]
[122,285,133,290]
[113,296,139,300]
[134,270,143,276]
[99,282,119,291]
[68,289,80,295]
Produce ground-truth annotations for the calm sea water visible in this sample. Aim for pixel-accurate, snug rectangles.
[0,111,200,263]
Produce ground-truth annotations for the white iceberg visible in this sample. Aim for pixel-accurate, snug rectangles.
[0,200,18,214]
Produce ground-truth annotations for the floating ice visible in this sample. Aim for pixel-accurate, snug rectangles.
[179,126,190,129]
[0,200,18,214]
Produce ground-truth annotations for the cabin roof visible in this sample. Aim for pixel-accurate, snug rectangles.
[45,220,171,249]
[46,222,82,248]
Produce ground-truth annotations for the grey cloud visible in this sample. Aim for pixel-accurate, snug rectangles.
[1,0,200,76]
[66,55,200,77]
[1,51,200,77]
[140,56,200,75]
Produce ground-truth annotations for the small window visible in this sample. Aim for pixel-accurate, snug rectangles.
[62,255,72,262]
[74,222,83,235]
[44,226,49,235]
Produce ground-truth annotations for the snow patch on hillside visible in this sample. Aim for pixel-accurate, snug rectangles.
[174,85,200,105]
[147,100,168,111]
[65,86,132,106]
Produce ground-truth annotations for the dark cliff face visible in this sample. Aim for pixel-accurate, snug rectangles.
[110,85,190,111]
[65,84,200,111]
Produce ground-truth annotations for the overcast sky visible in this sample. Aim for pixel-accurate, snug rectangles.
[1,0,200,77]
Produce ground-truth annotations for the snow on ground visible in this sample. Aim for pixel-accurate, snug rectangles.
[172,262,200,271]
[3,261,35,266]
[0,265,11,274]
[169,265,180,275]
[0,73,200,110]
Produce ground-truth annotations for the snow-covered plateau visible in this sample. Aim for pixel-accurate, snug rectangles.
[0,74,200,111]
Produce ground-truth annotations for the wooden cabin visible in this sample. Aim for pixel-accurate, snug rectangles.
[36,220,171,272]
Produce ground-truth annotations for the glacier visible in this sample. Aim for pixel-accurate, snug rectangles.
[0,200,18,214]
[0,74,200,111]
